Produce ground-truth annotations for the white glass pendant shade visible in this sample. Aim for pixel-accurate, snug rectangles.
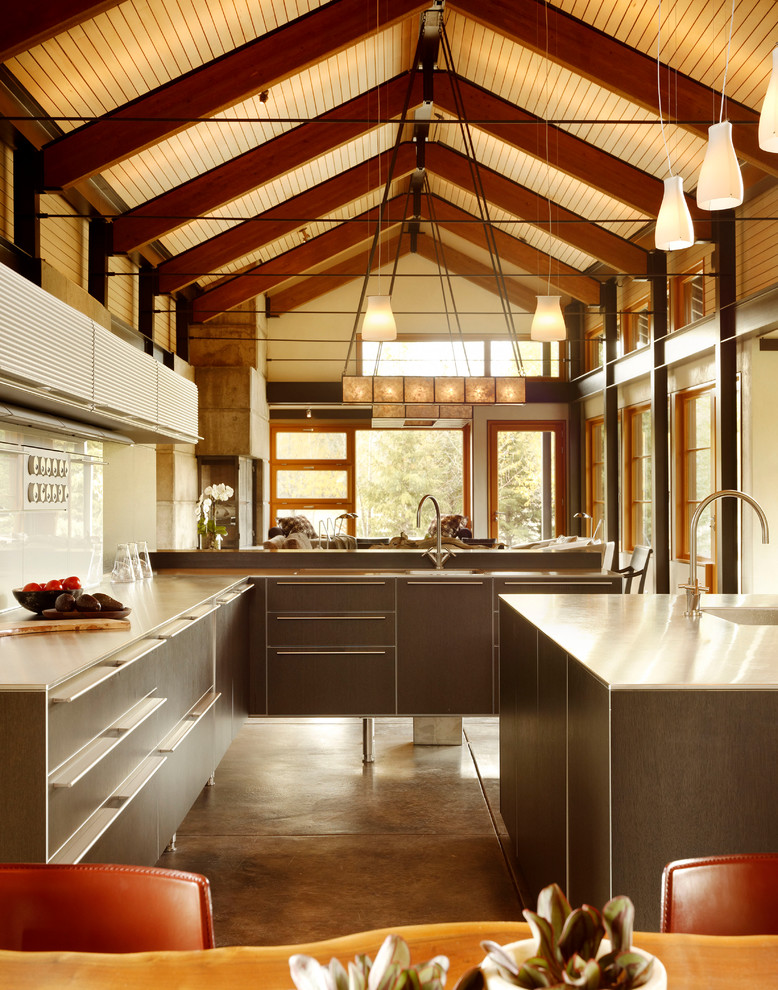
[696,121,743,210]
[530,295,566,341]
[759,47,778,152]
[361,295,396,341]
[655,176,695,251]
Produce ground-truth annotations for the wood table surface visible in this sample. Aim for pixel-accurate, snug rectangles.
[0,921,775,989]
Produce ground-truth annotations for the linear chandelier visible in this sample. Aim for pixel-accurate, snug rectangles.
[341,1,526,417]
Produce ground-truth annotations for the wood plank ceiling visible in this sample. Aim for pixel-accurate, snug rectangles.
[2,0,778,367]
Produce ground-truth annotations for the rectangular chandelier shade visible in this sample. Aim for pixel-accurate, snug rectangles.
[342,376,525,405]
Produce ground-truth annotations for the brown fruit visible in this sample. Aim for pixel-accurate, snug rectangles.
[75,593,101,612]
[94,593,123,610]
[55,593,77,612]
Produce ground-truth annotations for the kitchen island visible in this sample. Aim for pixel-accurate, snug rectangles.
[499,593,778,931]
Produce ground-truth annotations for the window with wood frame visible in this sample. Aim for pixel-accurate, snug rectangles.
[621,296,651,353]
[584,323,604,372]
[625,404,652,550]
[672,265,706,331]
[585,416,605,538]
[270,423,470,540]
[675,386,715,562]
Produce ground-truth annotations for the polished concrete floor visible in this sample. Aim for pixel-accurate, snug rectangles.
[156,717,525,947]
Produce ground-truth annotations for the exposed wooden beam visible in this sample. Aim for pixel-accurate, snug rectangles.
[434,74,711,236]
[192,195,407,322]
[0,2,123,63]
[157,144,418,294]
[113,73,419,253]
[43,0,427,189]
[268,234,408,313]
[426,143,649,274]
[450,0,777,178]
[429,194,601,306]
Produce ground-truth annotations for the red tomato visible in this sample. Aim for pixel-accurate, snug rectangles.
[44,579,63,591]
[62,576,82,590]
[23,582,43,592]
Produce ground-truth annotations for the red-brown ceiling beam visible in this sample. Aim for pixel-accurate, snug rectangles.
[0,2,124,62]
[43,0,427,189]
[426,143,649,274]
[429,194,600,306]
[434,75,711,234]
[450,0,777,179]
[414,234,540,313]
[192,195,407,322]
[113,73,420,253]
[157,144,418,294]
[267,234,408,314]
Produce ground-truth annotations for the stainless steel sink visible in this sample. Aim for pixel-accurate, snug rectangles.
[701,606,778,625]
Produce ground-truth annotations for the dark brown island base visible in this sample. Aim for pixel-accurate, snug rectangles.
[498,592,778,931]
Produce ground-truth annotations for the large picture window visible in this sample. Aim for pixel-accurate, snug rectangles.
[270,425,468,540]
[585,416,605,537]
[360,337,561,379]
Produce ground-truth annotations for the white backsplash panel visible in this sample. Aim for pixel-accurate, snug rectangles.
[0,426,103,612]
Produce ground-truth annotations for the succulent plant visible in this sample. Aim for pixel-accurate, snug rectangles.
[290,934,449,990]
[481,884,654,990]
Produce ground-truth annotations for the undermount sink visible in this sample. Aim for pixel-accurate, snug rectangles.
[701,606,778,625]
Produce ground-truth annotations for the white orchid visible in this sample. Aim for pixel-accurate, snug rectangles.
[196,483,233,539]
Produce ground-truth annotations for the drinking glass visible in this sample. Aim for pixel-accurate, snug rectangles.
[127,542,143,581]
[111,543,135,583]
[137,540,153,579]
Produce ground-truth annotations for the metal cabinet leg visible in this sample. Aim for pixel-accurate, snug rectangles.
[362,717,375,763]
[166,832,177,852]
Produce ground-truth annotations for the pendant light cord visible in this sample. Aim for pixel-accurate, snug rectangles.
[656,0,674,177]
[719,0,736,122]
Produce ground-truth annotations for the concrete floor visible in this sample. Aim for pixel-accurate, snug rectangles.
[156,717,525,946]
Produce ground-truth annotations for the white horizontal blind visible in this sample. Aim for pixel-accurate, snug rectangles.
[93,324,157,424]
[0,261,94,401]
[158,364,198,438]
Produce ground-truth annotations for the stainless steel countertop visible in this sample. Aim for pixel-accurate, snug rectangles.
[0,574,248,692]
[500,593,778,689]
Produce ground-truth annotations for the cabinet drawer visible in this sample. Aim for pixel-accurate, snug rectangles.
[154,616,214,736]
[267,612,394,646]
[157,703,216,850]
[267,648,396,715]
[267,578,395,612]
[493,579,617,605]
[48,641,163,771]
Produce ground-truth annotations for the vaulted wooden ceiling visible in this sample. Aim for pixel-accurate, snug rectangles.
[2,0,777,356]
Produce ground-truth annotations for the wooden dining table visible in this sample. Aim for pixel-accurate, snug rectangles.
[0,921,775,989]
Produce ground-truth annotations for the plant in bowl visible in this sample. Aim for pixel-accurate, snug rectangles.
[480,884,665,990]
[289,933,449,990]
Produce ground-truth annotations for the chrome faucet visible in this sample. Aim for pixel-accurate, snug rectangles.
[680,489,770,616]
[416,494,454,570]
[317,518,333,549]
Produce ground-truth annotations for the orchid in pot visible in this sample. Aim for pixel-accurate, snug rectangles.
[196,483,234,549]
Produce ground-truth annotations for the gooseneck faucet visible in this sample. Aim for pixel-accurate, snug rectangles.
[416,494,454,570]
[680,489,769,616]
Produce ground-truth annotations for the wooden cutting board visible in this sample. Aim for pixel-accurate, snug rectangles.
[0,617,131,637]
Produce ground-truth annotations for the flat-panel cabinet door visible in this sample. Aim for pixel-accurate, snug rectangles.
[267,648,396,715]
[396,579,493,715]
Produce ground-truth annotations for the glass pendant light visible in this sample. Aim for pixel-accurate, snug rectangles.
[531,296,566,341]
[696,121,743,209]
[655,176,695,251]
[361,295,396,341]
[759,46,778,152]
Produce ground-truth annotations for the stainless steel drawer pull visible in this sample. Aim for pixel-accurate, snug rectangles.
[406,581,485,586]
[181,603,219,620]
[216,583,253,603]
[500,581,609,587]
[158,690,220,753]
[276,650,387,656]
[273,581,387,586]
[275,615,386,621]
[49,695,166,788]
[51,638,164,703]
[154,618,195,639]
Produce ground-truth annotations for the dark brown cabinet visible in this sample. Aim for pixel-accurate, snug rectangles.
[396,577,493,715]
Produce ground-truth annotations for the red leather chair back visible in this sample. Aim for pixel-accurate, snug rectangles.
[0,864,215,951]
[661,854,778,935]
